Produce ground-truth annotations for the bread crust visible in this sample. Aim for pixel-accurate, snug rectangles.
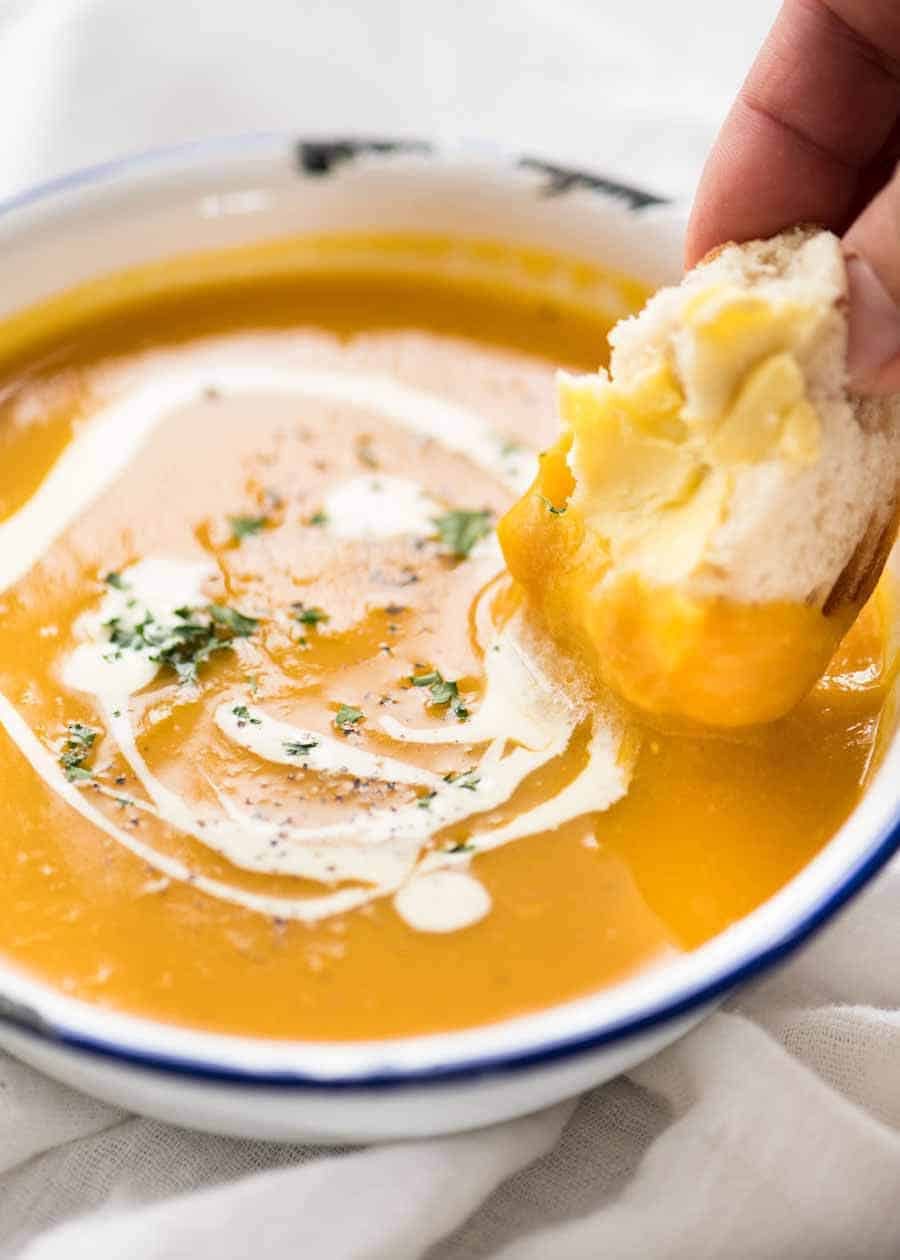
[824,498,899,615]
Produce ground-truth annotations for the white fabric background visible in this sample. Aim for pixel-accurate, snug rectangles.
[0,1,898,1256]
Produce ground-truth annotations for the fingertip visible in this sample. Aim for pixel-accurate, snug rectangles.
[844,251,900,395]
[851,354,900,395]
[684,205,713,272]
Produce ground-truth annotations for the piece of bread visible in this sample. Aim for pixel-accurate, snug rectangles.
[499,227,900,727]
[607,226,899,612]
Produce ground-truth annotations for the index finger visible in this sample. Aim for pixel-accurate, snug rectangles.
[685,0,900,267]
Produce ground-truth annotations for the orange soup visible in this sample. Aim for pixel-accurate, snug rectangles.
[0,237,890,1039]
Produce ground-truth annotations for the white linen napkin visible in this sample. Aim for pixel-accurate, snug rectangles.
[2,1,899,1256]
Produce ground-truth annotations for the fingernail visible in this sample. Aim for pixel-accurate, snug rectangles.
[844,250,900,392]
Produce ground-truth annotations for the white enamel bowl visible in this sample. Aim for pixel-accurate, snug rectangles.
[0,136,896,1142]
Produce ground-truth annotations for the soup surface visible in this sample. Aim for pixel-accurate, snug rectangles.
[0,240,890,1039]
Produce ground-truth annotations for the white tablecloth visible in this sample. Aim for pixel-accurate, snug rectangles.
[1,2,899,1255]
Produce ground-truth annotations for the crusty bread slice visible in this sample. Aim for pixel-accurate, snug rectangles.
[605,226,900,610]
[500,226,900,726]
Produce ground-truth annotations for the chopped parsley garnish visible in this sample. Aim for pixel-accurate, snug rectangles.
[209,605,259,637]
[447,840,475,853]
[283,738,319,757]
[308,510,329,527]
[150,616,230,683]
[59,721,99,781]
[538,495,567,516]
[443,769,480,791]
[294,605,329,628]
[103,602,259,685]
[409,669,469,720]
[105,613,151,653]
[432,509,492,559]
[417,790,437,810]
[103,571,127,590]
[231,704,261,726]
[334,704,364,732]
[410,669,441,688]
[229,514,268,542]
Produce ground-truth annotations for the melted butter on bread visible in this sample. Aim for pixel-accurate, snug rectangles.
[500,229,900,727]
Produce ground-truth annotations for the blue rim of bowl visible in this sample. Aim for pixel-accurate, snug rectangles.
[0,133,896,1090]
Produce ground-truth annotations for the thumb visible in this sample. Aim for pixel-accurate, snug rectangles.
[843,160,900,395]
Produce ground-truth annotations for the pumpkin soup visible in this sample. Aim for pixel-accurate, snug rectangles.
[0,239,889,1039]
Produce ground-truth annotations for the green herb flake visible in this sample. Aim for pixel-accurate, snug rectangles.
[308,510,329,527]
[229,514,268,542]
[103,571,127,590]
[294,605,330,628]
[429,679,459,707]
[64,722,96,747]
[104,600,260,686]
[232,704,261,726]
[538,494,567,516]
[432,509,492,559]
[409,669,468,721]
[59,721,99,782]
[209,605,259,637]
[447,840,475,854]
[334,704,364,732]
[409,669,441,688]
[283,738,319,757]
[149,619,226,683]
[443,769,480,791]
[417,790,437,810]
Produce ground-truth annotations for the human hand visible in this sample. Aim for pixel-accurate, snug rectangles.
[686,0,900,393]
